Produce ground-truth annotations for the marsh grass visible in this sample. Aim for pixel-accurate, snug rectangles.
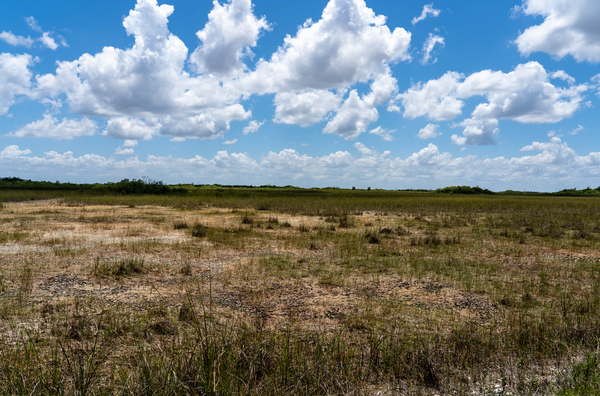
[191,222,208,238]
[173,221,189,229]
[93,257,147,277]
[1,190,600,394]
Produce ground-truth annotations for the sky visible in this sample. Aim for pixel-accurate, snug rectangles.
[0,0,599,191]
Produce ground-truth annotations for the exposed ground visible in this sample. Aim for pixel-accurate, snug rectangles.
[1,195,599,395]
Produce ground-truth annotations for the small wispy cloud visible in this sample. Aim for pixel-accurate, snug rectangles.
[0,31,34,47]
[369,126,395,141]
[25,16,42,32]
[22,16,68,50]
[412,4,441,25]
[242,120,266,135]
[569,125,584,135]
[223,139,238,145]
[421,34,444,65]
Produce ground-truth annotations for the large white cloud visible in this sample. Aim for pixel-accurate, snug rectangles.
[399,62,587,124]
[242,0,411,93]
[397,62,589,144]
[239,0,411,138]
[33,0,249,140]
[323,70,399,139]
[397,71,464,121]
[0,53,34,116]
[323,90,379,139]
[519,136,577,165]
[4,137,597,190]
[22,0,412,142]
[191,0,270,78]
[457,62,588,123]
[514,0,600,63]
[9,114,97,140]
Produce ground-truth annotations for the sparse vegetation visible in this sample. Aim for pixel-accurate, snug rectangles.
[0,187,600,394]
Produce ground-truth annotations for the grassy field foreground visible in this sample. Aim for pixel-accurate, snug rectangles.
[0,190,599,395]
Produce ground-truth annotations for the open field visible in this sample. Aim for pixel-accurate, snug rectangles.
[0,190,599,395]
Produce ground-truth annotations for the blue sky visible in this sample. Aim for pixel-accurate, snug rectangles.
[0,0,599,190]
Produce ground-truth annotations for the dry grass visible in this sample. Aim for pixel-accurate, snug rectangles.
[0,195,599,395]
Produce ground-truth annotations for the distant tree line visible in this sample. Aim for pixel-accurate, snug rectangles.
[2,177,600,196]
[553,187,600,196]
[0,177,89,190]
[101,178,172,194]
[0,177,186,195]
[434,186,495,195]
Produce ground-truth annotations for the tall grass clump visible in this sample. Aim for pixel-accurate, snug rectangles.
[191,223,208,238]
[93,257,146,277]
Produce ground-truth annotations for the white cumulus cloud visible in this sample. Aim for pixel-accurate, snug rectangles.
[397,71,464,121]
[273,90,341,126]
[115,147,135,155]
[451,118,499,146]
[417,123,440,139]
[23,0,415,142]
[0,53,34,116]
[323,70,398,139]
[34,0,250,140]
[239,0,411,138]
[458,62,588,123]
[2,137,600,190]
[0,145,32,159]
[323,91,379,140]
[104,118,160,140]
[242,0,411,94]
[9,114,97,140]
[191,0,270,78]
[397,62,589,144]
[123,139,139,148]
[514,0,600,63]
